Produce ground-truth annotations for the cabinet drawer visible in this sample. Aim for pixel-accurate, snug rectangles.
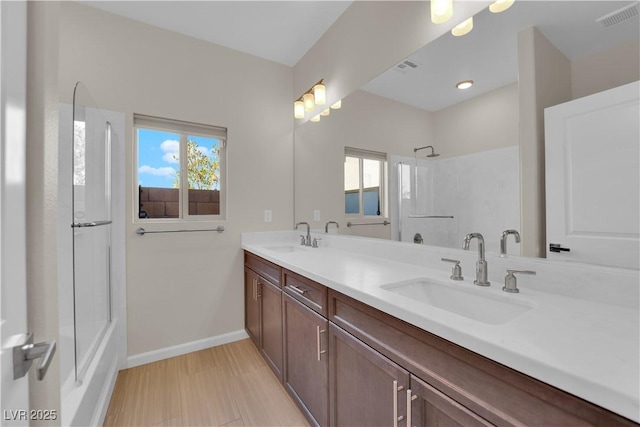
[328,289,636,427]
[245,251,281,287]
[283,269,327,316]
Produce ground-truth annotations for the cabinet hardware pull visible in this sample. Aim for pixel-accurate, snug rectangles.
[316,326,326,361]
[393,380,405,427]
[289,284,308,295]
[406,389,417,427]
[252,279,257,301]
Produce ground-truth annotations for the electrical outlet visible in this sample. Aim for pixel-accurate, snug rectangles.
[313,210,320,221]
[264,210,272,223]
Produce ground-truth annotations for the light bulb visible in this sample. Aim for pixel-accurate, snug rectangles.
[330,100,342,109]
[431,0,453,24]
[489,0,514,13]
[451,17,473,37]
[313,83,326,105]
[310,115,321,122]
[303,92,315,111]
[294,101,305,119]
[456,80,474,90]
[321,108,330,117]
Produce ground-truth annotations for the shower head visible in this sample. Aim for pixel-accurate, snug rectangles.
[414,145,439,158]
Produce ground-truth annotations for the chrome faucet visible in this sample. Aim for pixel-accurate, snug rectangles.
[500,229,521,257]
[295,222,311,246]
[325,221,339,233]
[463,233,490,286]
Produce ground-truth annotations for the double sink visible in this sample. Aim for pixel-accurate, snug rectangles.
[264,243,534,326]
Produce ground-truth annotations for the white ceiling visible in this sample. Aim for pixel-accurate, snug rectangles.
[362,1,640,112]
[79,1,352,67]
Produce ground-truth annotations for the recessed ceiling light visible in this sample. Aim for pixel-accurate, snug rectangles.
[456,80,474,90]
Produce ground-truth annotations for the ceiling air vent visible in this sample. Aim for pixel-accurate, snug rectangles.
[596,3,639,28]
[394,60,420,74]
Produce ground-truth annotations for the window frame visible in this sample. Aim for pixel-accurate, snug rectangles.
[134,114,227,222]
[344,147,388,218]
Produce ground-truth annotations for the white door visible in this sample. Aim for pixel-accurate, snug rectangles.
[545,81,640,269]
[1,0,29,424]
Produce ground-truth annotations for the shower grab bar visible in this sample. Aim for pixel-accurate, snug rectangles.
[408,215,454,219]
[71,220,112,228]
[135,226,225,236]
[346,221,390,228]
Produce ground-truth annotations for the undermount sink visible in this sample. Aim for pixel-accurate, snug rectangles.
[264,244,309,254]
[382,279,534,325]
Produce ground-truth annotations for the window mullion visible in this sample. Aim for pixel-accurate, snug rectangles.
[359,158,364,216]
[180,133,188,218]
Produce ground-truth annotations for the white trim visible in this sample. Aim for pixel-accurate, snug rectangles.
[126,329,249,368]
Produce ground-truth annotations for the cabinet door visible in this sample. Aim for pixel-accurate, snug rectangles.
[259,277,283,381]
[283,294,328,427]
[408,375,492,427]
[244,267,260,347]
[329,323,410,427]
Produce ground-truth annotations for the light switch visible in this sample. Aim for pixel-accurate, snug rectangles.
[264,210,272,223]
[313,210,320,221]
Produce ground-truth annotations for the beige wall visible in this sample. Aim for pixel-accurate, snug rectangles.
[26,1,61,421]
[433,83,519,157]
[58,3,294,356]
[518,27,572,258]
[572,39,640,100]
[293,1,490,124]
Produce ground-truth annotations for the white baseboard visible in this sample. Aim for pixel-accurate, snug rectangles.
[126,329,249,369]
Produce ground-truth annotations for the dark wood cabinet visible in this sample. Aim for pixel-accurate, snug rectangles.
[283,293,329,427]
[408,375,492,427]
[259,277,283,381]
[329,323,410,427]
[244,251,637,427]
[244,267,261,348]
[244,252,283,381]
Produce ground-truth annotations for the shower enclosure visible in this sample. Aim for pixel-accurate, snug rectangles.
[390,146,521,253]
[58,82,126,426]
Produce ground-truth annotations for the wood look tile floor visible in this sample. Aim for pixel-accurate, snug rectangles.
[104,339,310,427]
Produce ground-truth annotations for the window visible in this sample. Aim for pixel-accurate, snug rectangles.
[135,114,226,220]
[344,147,387,216]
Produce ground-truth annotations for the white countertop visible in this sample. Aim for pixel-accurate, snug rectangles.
[242,230,640,423]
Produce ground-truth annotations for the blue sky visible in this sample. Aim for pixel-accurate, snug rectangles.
[138,129,218,188]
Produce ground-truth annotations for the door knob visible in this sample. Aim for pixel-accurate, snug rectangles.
[13,332,56,381]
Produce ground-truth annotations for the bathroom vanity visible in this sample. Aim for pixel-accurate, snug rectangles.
[242,231,639,426]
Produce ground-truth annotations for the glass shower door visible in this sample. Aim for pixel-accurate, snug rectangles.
[71,82,111,381]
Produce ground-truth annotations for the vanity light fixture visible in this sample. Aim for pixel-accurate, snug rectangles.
[321,108,330,117]
[456,80,474,89]
[303,92,315,112]
[313,82,326,105]
[310,114,321,122]
[331,99,342,109]
[294,100,305,119]
[451,17,473,36]
[294,79,329,118]
[489,0,515,13]
[431,0,453,24]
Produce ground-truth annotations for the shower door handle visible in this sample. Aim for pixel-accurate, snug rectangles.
[12,332,57,381]
[72,219,112,228]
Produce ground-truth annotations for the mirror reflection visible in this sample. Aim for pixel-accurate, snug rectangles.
[294,0,639,256]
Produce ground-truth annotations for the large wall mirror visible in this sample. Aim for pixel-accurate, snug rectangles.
[294,0,639,256]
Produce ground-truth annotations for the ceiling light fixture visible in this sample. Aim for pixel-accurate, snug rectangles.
[431,0,453,24]
[303,92,315,112]
[330,100,342,109]
[451,17,473,36]
[313,82,326,105]
[456,80,474,90]
[294,100,305,119]
[489,0,515,13]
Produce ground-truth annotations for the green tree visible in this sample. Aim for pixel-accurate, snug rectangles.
[173,140,220,190]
